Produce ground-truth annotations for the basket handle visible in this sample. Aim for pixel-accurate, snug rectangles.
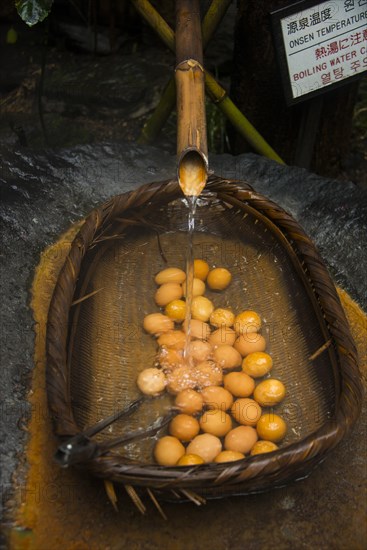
[54,397,176,467]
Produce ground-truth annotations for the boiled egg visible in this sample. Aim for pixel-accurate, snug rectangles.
[214,450,245,463]
[175,388,204,414]
[155,267,186,285]
[193,259,210,281]
[200,385,233,411]
[234,334,266,356]
[256,413,287,442]
[136,368,166,396]
[154,436,185,466]
[191,296,215,322]
[231,398,262,426]
[207,268,232,290]
[210,308,235,328]
[199,409,232,437]
[224,426,258,454]
[223,371,255,397]
[143,313,174,335]
[213,345,242,370]
[253,379,286,406]
[154,283,183,307]
[208,327,237,348]
[169,413,200,441]
[186,433,222,463]
[234,310,261,334]
[242,351,273,377]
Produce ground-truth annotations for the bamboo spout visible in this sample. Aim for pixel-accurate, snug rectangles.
[175,0,208,197]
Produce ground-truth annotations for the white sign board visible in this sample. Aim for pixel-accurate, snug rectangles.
[272,1,367,103]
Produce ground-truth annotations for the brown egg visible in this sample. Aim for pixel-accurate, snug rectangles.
[136,368,166,396]
[169,414,200,442]
[224,426,258,454]
[186,433,222,463]
[157,347,183,370]
[223,372,255,397]
[191,296,215,322]
[189,340,213,363]
[199,409,232,437]
[234,334,266,356]
[155,267,186,285]
[184,319,211,340]
[165,299,186,322]
[175,389,204,415]
[154,283,183,307]
[253,379,286,406]
[242,352,273,378]
[157,330,186,350]
[231,398,262,426]
[214,450,245,463]
[210,308,235,328]
[250,440,279,456]
[207,268,232,290]
[177,454,205,466]
[143,313,174,335]
[200,386,233,411]
[257,414,287,442]
[194,259,210,281]
[234,310,262,334]
[214,345,242,370]
[209,327,237,348]
[195,361,223,388]
[154,436,185,466]
[166,366,197,394]
[182,277,206,297]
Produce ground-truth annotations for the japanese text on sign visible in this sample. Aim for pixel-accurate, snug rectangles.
[280,1,367,99]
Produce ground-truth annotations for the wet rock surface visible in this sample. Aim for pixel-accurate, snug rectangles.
[0,143,366,547]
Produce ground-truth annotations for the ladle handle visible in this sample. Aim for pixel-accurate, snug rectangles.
[175,0,208,196]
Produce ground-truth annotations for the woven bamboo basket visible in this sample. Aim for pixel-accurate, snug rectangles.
[46,175,362,504]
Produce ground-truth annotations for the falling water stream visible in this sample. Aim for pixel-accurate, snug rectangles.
[179,150,207,365]
[183,195,198,364]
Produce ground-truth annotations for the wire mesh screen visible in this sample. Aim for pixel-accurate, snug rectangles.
[69,198,336,464]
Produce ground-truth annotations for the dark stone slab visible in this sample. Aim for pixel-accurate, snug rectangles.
[0,144,366,544]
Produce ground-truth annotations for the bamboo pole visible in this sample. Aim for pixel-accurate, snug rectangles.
[137,77,176,145]
[138,0,232,144]
[131,0,285,164]
[130,0,174,49]
[204,73,285,164]
[201,0,232,47]
[175,0,208,196]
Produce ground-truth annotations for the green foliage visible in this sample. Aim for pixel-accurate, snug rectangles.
[15,0,53,26]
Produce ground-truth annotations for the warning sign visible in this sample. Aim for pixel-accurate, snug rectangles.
[271,0,367,104]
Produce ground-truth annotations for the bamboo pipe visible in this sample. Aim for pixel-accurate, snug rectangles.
[131,0,284,164]
[138,0,232,145]
[175,0,208,196]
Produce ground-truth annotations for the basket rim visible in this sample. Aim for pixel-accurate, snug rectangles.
[46,175,363,493]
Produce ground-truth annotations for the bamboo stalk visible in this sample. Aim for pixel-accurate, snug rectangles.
[132,0,285,164]
[130,0,174,49]
[201,0,232,47]
[204,72,285,164]
[138,0,232,144]
[137,77,176,144]
[175,0,208,196]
